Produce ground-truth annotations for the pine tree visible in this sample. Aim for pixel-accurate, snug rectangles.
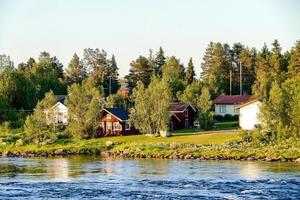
[288,41,300,78]
[154,47,166,76]
[64,53,87,84]
[184,57,196,85]
[108,54,119,94]
[125,56,153,90]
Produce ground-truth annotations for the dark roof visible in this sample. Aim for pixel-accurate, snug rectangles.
[213,95,251,105]
[169,102,196,112]
[104,108,129,121]
[55,95,66,104]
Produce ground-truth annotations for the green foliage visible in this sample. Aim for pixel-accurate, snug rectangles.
[126,56,153,90]
[65,77,104,139]
[288,40,300,78]
[23,91,58,145]
[154,47,166,76]
[130,76,171,135]
[106,93,131,111]
[162,56,185,79]
[177,81,202,105]
[64,53,87,85]
[184,58,196,85]
[83,48,119,96]
[196,87,214,130]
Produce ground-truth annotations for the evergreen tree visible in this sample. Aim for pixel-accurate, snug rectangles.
[107,54,119,94]
[125,56,153,89]
[154,47,166,76]
[64,53,87,84]
[288,41,300,78]
[200,42,230,96]
[184,57,196,85]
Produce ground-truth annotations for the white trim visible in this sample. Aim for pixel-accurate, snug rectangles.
[171,112,181,122]
[170,103,197,113]
[101,109,125,122]
[50,102,68,110]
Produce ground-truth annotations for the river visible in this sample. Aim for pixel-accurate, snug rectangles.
[0,156,299,199]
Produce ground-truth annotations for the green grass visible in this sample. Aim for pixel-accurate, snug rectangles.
[212,121,239,131]
[99,130,239,145]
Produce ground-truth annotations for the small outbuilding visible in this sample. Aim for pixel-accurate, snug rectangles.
[238,99,262,130]
[168,102,197,130]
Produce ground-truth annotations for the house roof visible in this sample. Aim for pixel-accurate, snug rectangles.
[237,99,261,109]
[103,108,129,121]
[213,95,251,105]
[169,102,196,112]
[55,95,67,105]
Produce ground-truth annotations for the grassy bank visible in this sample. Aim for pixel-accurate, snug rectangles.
[0,129,299,161]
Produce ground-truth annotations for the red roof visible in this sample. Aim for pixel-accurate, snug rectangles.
[169,102,196,112]
[213,95,251,105]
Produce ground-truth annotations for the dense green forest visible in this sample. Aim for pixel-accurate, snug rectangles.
[0,40,299,146]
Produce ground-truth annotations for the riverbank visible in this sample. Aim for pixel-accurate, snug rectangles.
[1,131,300,162]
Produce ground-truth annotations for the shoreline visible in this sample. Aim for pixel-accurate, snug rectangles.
[1,144,300,163]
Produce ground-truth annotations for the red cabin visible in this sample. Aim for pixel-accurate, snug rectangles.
[169,102,197,130]
[100,108,135,136]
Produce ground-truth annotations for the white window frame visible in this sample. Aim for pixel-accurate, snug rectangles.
[125,122,130,130]
[219,105,226,113]
[107,114,111,120]
[113,122,122,131]
[185,109,188,117]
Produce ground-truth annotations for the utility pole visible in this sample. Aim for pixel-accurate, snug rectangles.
[240,60,242,95]
[230,70,232,95]
[109,76,112,95]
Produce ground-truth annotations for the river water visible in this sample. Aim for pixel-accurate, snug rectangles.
[0,156,299,200]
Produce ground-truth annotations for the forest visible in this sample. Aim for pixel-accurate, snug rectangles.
[0,39,299,146]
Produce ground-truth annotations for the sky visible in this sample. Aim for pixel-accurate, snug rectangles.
[0,0,300,78]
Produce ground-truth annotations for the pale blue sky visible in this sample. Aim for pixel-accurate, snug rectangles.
[0,0,299,77]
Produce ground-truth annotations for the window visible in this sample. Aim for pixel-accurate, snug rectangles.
[125,122,130,130]
[219,105,226,113]
[107,114,111,120]
[113,122,122,130]
[185,109,188,117]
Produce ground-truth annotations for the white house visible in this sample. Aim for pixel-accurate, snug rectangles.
[213,95,251,116]
[46,95,68,125]
[238,99,262,130]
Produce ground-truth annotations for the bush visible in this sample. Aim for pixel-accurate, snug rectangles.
[214,114,238,121]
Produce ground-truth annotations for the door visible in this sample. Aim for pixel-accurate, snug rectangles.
[185,119,189,128]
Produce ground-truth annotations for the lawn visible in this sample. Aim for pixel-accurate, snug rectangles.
[96,129,240,145]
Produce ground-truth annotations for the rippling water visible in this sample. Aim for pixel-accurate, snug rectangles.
[0,156,299,199]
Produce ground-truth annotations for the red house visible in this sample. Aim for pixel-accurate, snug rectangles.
[169,102,197,130]
[100,108,135,136]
